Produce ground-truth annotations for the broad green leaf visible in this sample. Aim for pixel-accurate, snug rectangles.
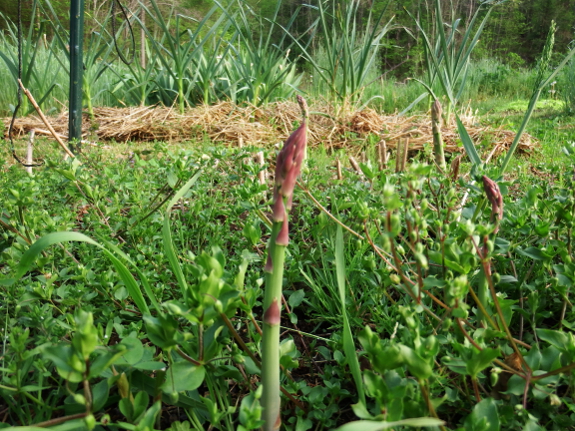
[132,391,150,422]
[120,336,144,365]
[144,314,178,350]
[89,347,129,378]
[10,232,150,314]
[129,370,206,411]
[525,346,543,370]
[523,419,545,431]
[138,400,162,430]
[92,379,109,412]
[352,401,379,420]
[359,162,376,180]
[442,357,467,375]
[423,276,446,288]
[162,362,206,393]
[119,397,134,422]
[288,289,305,308]
[499,275,518,285]
[536,328,569,350]
[466,348,500,379]
[399,345,432,379]
[517,246,551,261]
[506,374,526,396]
[464,398,499,431]
[334,417,444,431]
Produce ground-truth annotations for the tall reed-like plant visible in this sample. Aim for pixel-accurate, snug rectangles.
[561,53,575,114]
[43,0,132,115]
[191,21,235,105]
[216,0,302,106]
[134,0,228,113]
[50,19,116,119]
[496,21,562,176]
[0,2,63,115]
[284,0,394,109]
[108,38,158,106]
[403,0,502,119]
[456,21,575,218]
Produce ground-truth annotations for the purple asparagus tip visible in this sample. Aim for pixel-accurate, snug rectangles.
[269,98,308,244]
[482,175,503,231]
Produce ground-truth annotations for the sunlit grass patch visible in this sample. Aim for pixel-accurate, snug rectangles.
[496,98,565,113]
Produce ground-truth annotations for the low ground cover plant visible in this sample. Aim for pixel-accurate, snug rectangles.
[2,1,575,430]
[1,107,575,429]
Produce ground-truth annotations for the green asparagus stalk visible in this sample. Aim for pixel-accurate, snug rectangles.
[261,96,308,431]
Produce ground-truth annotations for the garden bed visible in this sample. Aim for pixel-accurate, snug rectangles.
[4,102,536,158]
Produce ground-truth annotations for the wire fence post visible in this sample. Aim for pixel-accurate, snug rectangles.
[68,0,85,153]
[26,130,35,175]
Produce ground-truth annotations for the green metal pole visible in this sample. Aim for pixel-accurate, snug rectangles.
[68,0,85,153]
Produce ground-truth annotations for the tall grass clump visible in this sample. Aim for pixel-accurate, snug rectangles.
[287,0,395,110]
[0,1,133,116]
[358,76,434,113]
[108,40,158,107]
[216,0,302,106]
[404,0,502,118]
[0,38,21,115]
[135,0,227,113]
[50,14,117,119]
[0,5,68,116]
[463,58,534,101]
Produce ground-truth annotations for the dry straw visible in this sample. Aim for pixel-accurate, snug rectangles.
[4,102,535,159]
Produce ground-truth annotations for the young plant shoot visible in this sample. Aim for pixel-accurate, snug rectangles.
[261,95,308,431]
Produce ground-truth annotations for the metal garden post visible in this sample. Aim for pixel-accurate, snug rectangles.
[69,0,85,153]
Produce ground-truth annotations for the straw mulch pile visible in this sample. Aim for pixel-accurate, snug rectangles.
[4,102,536,157]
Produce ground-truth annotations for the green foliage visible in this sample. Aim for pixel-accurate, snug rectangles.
[404,0,501,117]
[0,3,65,115]
[3,1,575,429]
[136,0,224,113]
[285,0,395,108]
[2,126,575,428]
[561,53,575,115]
[333,225,365,404]
[0,0,567,117]
[217,0,302,106]
[455,19,575,199]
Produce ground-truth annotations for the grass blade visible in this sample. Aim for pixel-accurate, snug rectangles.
[455,113,482,167]
[335,417,445,431]
[499,26,575,175]
[99,238,160,312]
[163,169,202,301]
[334,226,365,405]
[9,232,150,314]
